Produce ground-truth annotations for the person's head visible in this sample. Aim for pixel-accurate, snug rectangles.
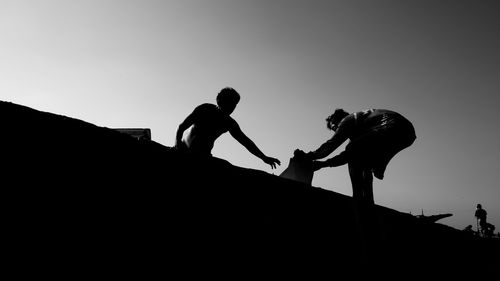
[477,204,482,209]
[326,108,349,131]
[216,87,240,115]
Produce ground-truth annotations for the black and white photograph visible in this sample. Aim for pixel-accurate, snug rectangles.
[2,0,499,277]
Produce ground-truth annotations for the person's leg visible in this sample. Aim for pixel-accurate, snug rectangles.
[361,168,374,204]
[480,220,487,235]
[349,161,378,268]
[349,160,374,203]
[348,161,364,200]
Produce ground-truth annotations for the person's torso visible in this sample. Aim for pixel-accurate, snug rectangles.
[476,209,487,220]
[184,103,236,154]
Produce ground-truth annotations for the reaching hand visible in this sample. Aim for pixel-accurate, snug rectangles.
[304,151,316,161]
[312,161,325,171]
[263,156,281,169]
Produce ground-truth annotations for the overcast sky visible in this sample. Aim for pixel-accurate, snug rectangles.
[2,0,499,230]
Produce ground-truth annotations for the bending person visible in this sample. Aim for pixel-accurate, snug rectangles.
[306,108,416,204]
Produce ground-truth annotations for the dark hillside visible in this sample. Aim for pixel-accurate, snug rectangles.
[2,100,497,278]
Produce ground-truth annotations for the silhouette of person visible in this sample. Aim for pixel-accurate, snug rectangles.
[475,204,488,235]
[175,87,281,169]
[306,108,416,204]
[463,225,474,234]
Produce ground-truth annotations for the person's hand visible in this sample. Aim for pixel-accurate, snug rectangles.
[263,156,281,169]
[293,149,307,159]
[312,161,326,171]
[304,151,316,161]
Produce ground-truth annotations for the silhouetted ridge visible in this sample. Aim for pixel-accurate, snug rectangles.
[2,100,497,278]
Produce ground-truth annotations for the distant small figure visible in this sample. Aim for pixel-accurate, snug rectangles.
[463,225,474,234]
[175,87,281,169]
[475,204,488,235]
[305,108,416,204]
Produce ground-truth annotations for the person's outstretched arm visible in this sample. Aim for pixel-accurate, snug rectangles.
[312,150,350,171]
[307,116,353,160]
[230,123,281,169]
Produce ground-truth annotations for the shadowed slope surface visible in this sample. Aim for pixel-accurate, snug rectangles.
[2,100,498,278]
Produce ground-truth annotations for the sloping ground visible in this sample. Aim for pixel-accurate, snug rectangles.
[2,100,498,278]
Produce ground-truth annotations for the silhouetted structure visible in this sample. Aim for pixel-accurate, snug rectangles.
[416,212,453,223]
[175,87,280,169]
[306,108,416,204]
[115,128,151,141]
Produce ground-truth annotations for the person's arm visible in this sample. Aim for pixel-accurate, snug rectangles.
[229,123,281,169]
[175,109,198,150]
[312,150,350,171]
[309,134,346,160]
[308,117,353,160]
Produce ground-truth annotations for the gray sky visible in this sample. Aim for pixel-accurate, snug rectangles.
[2,0,499,230]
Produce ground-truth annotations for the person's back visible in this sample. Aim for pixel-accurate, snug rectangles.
[349,109,415,142]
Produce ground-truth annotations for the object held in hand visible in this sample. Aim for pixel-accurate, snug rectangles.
[279,149,315,185]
